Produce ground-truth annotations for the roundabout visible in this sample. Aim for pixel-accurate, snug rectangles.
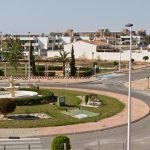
[0,67,150,149]
[0,87,149,137]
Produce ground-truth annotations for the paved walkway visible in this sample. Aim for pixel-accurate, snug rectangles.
[130,78,149,91]
[0,77,97,84]
[0,88,149,138]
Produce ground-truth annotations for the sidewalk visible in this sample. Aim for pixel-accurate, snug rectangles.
[126,78,150,91]
[0,77,99,84]
[0,88,149,138]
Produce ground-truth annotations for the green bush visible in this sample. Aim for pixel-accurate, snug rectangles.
[15,88,56,106]
[36,65,45,71]
[48,72,55,76]
[0,99,16,117]
[79,67,91,71]
[48,66,62,70]
[51,135,71,150]
[0,70,4,76]
[83,70,92,77]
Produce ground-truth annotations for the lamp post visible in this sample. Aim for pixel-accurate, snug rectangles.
[28,32,31,82]
[92,52,94,75]
[77,66,80,78]
[65,63,69,88]
[119,43,122,72]
[95,65,97,77]
[125,23,133,150]
[147,76,149,89]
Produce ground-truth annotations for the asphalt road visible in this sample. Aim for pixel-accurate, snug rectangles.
[0,67,150,150]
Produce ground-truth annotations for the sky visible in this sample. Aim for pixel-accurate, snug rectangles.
[0,0,149,35]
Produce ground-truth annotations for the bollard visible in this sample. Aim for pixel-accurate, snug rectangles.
[4,145,6,150]
[98,140,100,150]
[64,143,66,150]
[28,144,31,150]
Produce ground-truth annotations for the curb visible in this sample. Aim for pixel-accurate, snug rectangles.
[31,109,150,138]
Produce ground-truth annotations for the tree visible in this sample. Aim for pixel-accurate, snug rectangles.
[2,39,23,72]
[57,51,70,77]
[70,45,76,76]
[112,61,118,70]
[131,58,134,64]
[85,95,89,105]
[104,29,111,37]
[30,43,36,75]
[144,35,150,45]
[51,135,71,150]
[0,99,16,118]
[143,56,149,63]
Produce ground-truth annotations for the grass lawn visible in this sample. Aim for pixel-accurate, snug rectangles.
[0,89,125,128]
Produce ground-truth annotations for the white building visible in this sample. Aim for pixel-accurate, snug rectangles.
[121,36,144,46]
[64,40,113,59]
[47,40,113,59]
[19,36,50,57]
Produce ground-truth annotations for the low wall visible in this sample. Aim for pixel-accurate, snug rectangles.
[47,50,150,62]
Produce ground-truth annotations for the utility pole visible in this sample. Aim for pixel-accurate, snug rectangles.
[125,23,133,150]
[28,32,31,82]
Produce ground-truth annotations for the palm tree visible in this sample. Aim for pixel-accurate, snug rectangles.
[57,51,70,76]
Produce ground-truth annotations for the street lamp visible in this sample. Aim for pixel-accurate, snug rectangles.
[119,42,122,72]
[92,52,94,75]
[65,63,70,88]
[125,23,133,150]
[147,76,149,89]
[28,32,31,82]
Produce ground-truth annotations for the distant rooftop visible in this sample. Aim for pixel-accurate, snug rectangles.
[83,40,110,46]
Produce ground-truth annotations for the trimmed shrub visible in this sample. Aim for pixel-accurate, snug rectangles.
[51,135,71,150]
[83,70,92,77]
[0,99,16,117]
[48,72,55,76]
[0,70,4,76]
[15,88,56,106]
[48,66,62,70]
[79,67,91,71]
[36,65,45,71]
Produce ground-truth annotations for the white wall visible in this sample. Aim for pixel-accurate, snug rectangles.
[94,50,150,62]
[47,50,150,62]
[64,41,97,59]
[37,37,49,50]
[60,37,71,44]
[47,51,60,58]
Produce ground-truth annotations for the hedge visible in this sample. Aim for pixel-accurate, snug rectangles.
[36,65,62,71]
[79,70,93,77]
[0,70,4,76]
[15,88,57,106]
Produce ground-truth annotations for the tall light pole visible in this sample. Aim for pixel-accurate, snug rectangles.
[125,23,133,150]
[92,52,94,75]
[119,43,122,72]
[28,32,31,82]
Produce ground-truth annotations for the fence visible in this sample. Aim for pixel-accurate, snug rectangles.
[0,144,33,150]
[71,141,127,150]
[0,138,42,150]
